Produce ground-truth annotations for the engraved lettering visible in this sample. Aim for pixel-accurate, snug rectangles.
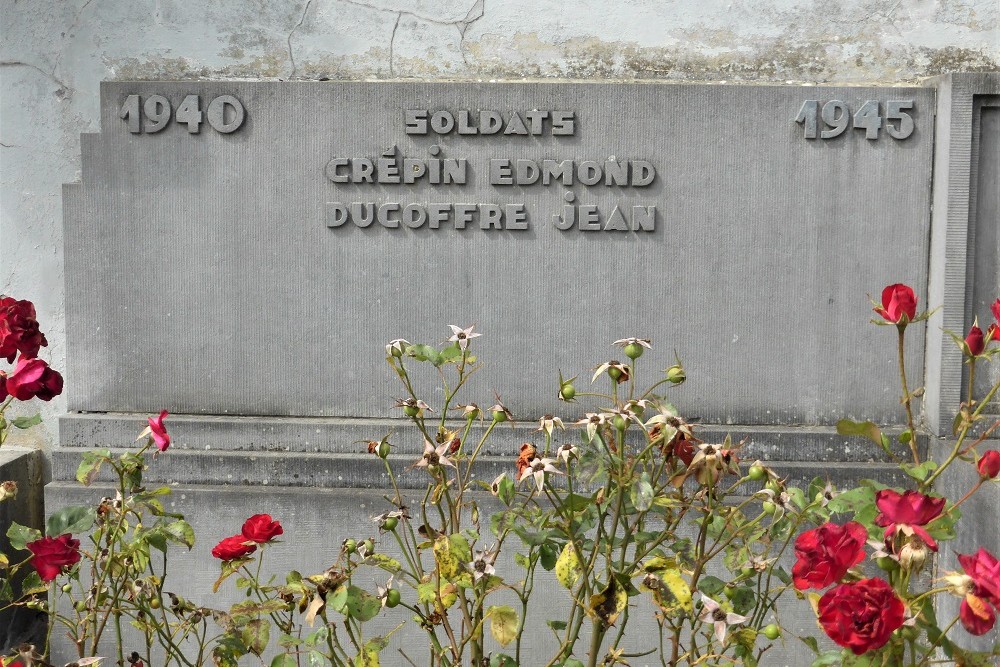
[542,160,574,186]
[480,205,504,230]
[632,161,655,187]
[503,113,529,136]
[405,109,428,134]
[325,158,350,183]
[604,205,628,231]
[604,160,627,186]
[515,159,540,185]
[377,203,401,228]
[523,110,549,135]
[578,205,600,231]
[403,204,427,228]
[632,206,656,231]
[326,203,348,227]
[479,111,503,135]
[578,161,602,186]
[430,111,456,134]
[551,111,575,135]
[350,202,375,227]
[490,159,513,185]
[454,204,477,230]
[505,204,528,230]
[403,158,426,184]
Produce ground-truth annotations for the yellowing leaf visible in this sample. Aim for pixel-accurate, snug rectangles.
[659,568,693,614]
[555,543,582,589]
[587,578,627,628]
[488,606,519,647]
[434,535,461,579]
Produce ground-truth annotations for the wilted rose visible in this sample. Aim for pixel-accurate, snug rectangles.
[792,521,867,590]
[875,489,945,550]
[874,284,917,325]
[978,451,1000,479]
[211,535,257,560]
[957,548,1000,635]
[241,514,283,544]
[148,410,170,452]
[818,578,905,654]
[5,357,63,402]
[27,534,81,582]
[0,297,47,363]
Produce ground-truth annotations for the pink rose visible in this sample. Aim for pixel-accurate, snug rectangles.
[5,357,63,401]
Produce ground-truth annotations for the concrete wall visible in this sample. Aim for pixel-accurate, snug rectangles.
[2,0,998,450]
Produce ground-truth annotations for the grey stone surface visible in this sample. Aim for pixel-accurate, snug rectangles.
[63,81,933,428]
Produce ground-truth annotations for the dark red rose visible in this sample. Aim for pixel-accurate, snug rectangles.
[148,411,170,452]
[978,451,1000,479]
[241,514,283,544]
[792,521,867,590]
[818,578,905,655]
[875,489,945,550]
[211,535,257,560]
[0,372,7,401]
[992,298,1000,324]
[966,324,985,356]
[0,297,47,363]
[988,323,1000,345]
[5,357,63,402]
[27,534,81,582]
[874,284,917,325]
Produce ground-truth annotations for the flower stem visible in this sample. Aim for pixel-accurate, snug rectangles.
[897,326,920,465]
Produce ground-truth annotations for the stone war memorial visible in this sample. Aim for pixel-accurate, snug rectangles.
[1,1,999,666]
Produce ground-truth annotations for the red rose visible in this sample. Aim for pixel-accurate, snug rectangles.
[5,357,63,402]
[958,548,1000,604]
[818,578,905,654]
[0,297,47,363]
[992,298,1000,324]
[966,324,985,356]
[0,373,7,401]
[874,489,944,550]
[988,323,999,345]
[960,594,996,635]
[211,535,257,560]
[874,284,917,325]
[26,534,81,582]
[792,521,867,590]
[978,451,1000,479]
[148,411,170,452]
[958,548,1000,635]
[241,514,283,544]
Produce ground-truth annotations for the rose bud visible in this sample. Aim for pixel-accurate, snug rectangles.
[874,283,917,325]
[965,322,985,357]
[978,450,1000,479]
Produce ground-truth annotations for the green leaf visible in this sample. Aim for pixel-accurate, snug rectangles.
[241,618,270,655]
[901,460,938,483]
[836,419,883,445]
[810,650,843,667]
[46,506,96,538]
[20,570,47,595]
[539,542,558,571]
[546,620,567,632]
[6,522,42,551]
[366,552,401,573]
[10,414,42,429]
[163,520,195,548]
[799,635,820,655]
[826,486,876,515]
[490,654,517,667]
[489,605,519,647]
[559,660,585,667]
[696,576,726,597]
[270,655,297,667]
[76,449,111,486]
[630,473,654,512]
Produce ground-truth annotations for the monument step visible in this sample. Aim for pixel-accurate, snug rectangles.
[50,446,911,492]
[59,412,923,462]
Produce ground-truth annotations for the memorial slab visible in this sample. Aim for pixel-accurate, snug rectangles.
[62,81,934,431]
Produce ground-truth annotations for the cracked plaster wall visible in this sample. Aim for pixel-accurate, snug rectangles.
[0,0,997,448]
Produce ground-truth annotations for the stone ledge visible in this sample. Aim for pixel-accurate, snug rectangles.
[59,412,923,461]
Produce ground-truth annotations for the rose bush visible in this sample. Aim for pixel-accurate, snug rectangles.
[2,286,1000,667]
